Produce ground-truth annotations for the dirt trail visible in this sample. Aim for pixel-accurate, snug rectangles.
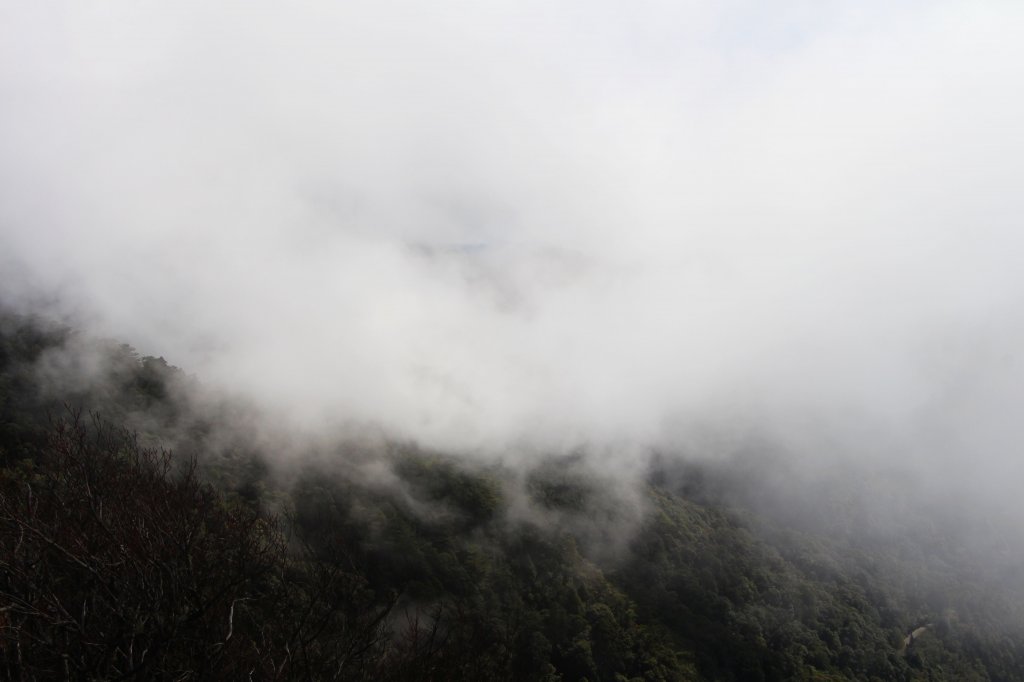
[900,625,930,653]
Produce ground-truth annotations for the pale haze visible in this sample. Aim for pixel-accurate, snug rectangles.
[2,1,1024,508]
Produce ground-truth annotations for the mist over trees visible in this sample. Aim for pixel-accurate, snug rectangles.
[3,313,1024,681]
[4,2,1024,680]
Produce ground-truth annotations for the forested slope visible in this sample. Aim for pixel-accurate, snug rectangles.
[2,312,1022,681]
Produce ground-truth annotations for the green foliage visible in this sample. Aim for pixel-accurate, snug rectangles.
[3,312,1024,680]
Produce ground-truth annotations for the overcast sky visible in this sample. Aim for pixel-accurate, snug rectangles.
[2,2,1024,500]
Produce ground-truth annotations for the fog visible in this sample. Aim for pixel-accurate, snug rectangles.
[2,2,1024,514]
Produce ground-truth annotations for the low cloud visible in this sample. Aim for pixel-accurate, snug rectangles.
[2,2,1024,516]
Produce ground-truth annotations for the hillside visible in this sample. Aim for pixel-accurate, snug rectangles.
[2,312,1023,681]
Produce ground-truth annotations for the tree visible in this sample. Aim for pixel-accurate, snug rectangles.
[0,411,393,680]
